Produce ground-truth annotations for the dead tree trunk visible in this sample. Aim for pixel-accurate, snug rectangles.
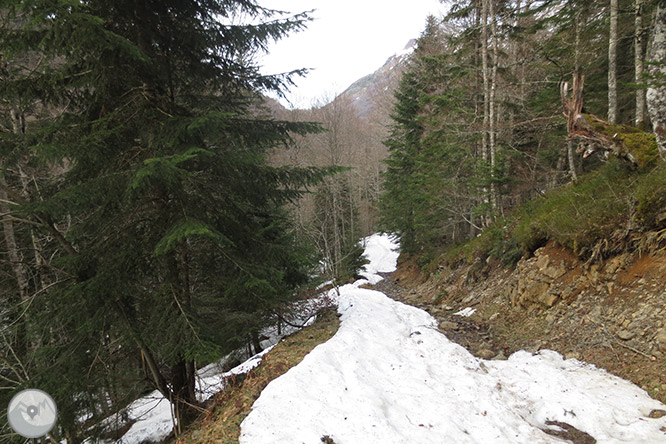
[561,73,640,166]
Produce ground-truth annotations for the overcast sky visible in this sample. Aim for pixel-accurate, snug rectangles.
[257,0,448,109]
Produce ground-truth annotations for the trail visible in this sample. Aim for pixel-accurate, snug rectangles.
[239,233,666,444]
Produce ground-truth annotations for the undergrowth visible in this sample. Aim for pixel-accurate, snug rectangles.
[444,159,666,267]
[176,308,340,444]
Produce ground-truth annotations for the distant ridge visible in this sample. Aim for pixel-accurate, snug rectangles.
[338,39,416,118]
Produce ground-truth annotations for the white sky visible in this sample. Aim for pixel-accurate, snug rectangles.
[257,0,448,108]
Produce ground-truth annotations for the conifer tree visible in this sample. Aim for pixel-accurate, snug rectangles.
[1,0,324,440]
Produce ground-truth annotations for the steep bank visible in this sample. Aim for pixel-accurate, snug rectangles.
[382,242,666,405]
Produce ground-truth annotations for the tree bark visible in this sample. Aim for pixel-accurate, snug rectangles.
[635,0,646,128]
[567,139,578,183]
[647,5,666,160]
[0,175,29,302]
[608,0,618,123]
[480,0,491,225]
[489,0,499,215]
[1,106,30,318]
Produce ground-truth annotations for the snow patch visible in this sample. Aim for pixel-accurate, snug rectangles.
[455,307,477,317]
[239,233,666,444]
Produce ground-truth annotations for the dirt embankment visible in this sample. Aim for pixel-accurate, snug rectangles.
[377,242,666,404]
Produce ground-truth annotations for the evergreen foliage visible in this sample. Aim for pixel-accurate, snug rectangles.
[0,1,325,441]
[380,1,657,256]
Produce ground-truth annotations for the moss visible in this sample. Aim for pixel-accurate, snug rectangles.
[634,164,666,227]
[583,115,659,168]
[442,158,666,265]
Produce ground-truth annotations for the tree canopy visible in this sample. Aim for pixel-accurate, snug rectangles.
[1,1,326,441]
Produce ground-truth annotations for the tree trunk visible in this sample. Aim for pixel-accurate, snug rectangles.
[608,0,618,123]
[480,0,491,225]
[567,139,578,183]
[0,176,29,302]
[635,0,646,128]
[489,0,499,216]
[647,5,666,160]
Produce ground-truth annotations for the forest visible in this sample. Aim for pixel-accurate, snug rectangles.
[2,0,666,443]
[380,0,666,260]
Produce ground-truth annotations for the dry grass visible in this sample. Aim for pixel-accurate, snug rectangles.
[175,307,340,444]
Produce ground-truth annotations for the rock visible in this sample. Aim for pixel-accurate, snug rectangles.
[587,264,600,284]
[438,321,459,331]
[476,349,495,359]
[543,265,567,280]
[524,344,540,354]
[519,281,551,307]
[617,330,635,341]
[565,351,581,360]
[648,410,666,419]
[654,330,666,352]
[538,291,559,308]
[536,254,550,271]
[493,351,508,360]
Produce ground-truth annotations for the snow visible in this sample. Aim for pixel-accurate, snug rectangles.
[112,347,274,444]
[455,306,477,317]
[240,233,666,444]
[357,232,400,285]
[111,291,329,443]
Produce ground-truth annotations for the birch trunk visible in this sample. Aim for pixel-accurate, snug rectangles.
[480,0,491,225]
[635,0,646,127]
[608,0,618,123]
[481,0,490,166]
[489,0,499,215]
[647,5,666,160]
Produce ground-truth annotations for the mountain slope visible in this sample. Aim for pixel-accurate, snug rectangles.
[337,39,415,119]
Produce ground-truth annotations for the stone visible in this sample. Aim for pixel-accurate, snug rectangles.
[476,349,495,359]
[565,351,581,360]
[535,254,550,271]
[654,330,666,352]
[438,321,459,331]
[543,265,567,280]
[520,281,551,306]
[587,264,600,284]
[493,351,508,360]
[617,330,635,341]
[539,291,560,308]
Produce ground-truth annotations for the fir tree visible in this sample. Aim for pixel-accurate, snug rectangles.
[1,0,324,440]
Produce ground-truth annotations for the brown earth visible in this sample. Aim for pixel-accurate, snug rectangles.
[374,242,666,406]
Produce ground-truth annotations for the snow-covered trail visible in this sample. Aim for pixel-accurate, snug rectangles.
[239,233,666,444]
